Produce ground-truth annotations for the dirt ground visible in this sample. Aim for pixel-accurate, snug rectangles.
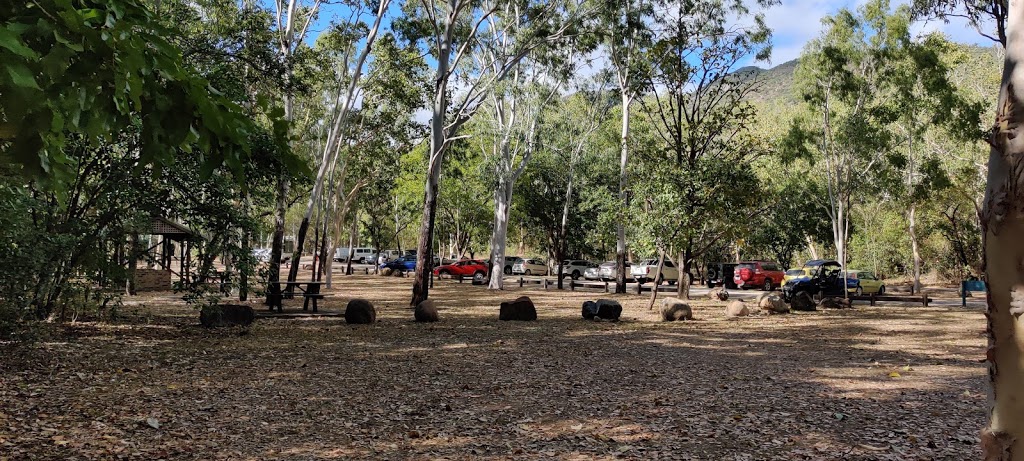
[0,275,987,460]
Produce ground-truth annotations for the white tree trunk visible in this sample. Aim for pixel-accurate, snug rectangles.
[615,92,631,294]
[488,179,514,289]
[982,0,1024,455]
[909,204,922,293]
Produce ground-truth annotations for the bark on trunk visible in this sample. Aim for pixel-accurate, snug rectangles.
[909,204,922,293]
[646,248,666,310]
[981,5,1024,456]
[488,179,513,289]
[615,93,631,294]
[345,216,357,276]
[268,173,289,289]
[677,248,692,300]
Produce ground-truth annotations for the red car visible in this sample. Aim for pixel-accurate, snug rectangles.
[433,259,489,278]
[733,260,785,291]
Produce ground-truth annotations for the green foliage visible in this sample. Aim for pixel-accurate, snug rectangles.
[0,0,272,189]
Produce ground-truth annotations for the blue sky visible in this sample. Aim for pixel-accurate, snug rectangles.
[286,0,998,71]
[759,0,997,67]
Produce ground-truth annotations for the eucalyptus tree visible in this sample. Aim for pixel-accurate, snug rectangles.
[593,0,657,293]
[398,0,588,305]
[879,23,983,293]
[786,0,897,292]
[284,1,392,288]
[633,0,773,299]
[978,0,1024,454]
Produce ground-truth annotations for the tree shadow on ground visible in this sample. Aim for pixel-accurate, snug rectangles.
[0,278,986,460]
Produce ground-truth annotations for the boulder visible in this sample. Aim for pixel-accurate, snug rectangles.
[790,292,816,311]
[725,300,749,317]
[708,287,730,301]
[345,298,376,324]
[759,294,789,314]
[393,269,406,277]
[499,296,537,321]
[595,299,622,321]
[581,301,599,320]
[199,304,254,328]
[380,268,394,276]
[414,299,440,322]
[819,297,852,309]
[660,297,693,321]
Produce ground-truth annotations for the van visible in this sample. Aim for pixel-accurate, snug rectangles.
[334,247,377,263]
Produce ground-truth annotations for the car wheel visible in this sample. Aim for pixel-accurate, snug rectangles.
[707,281,715,288]
[763,280,772,292]
[439,269,450,278]
[879,285,885,294]
[504,266,512,275]
[525,269,532,276]
[855,286,863,296]
[572,270,580,280]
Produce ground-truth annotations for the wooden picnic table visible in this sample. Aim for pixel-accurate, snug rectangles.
[265,281,326,312]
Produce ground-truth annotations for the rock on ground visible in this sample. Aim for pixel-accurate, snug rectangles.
[345,299,376,324]
[790,292,816,311]
[725,300,749,317]
[759,294,789,314]
[819,297,852,309]
[499,296,537,321]
[708,287,730,301]
[380,268,394,276]
[414,299,440,322]
[660,297,693,321]
[199,304,254,328]
[595,299,622,321]
[582,301,599,320]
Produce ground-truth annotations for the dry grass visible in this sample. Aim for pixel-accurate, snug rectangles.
[0,274,987,460]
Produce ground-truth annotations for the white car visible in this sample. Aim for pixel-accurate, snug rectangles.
[631,259,679,285]
[554,260,592,280]
[598,261,632,281]
[512,258,548,276]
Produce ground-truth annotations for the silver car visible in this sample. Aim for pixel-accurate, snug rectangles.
[554,260,592,280]
[584,264,601,280]
[598,260,632,281]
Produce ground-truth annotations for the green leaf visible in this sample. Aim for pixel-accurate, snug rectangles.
[0,27,39,59]
[5,63,40,90]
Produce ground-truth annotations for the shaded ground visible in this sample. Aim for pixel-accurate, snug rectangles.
[0,275,987,460]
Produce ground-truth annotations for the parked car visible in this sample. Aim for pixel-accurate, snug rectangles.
[512,258,548,276]
[374,249,402,264]
[783,267,812,284]
[733,261,785,291]
[433,259,488,278]
[380,256,417,272]
[554,260,592,280]
[598,260,632,282]
[782,259,848,302]
[705,262,738,289]
[847,270,885,295]
[335,247,377,263]
[631,258,679,285]
[584,264,601,281]
[502,256,523,275]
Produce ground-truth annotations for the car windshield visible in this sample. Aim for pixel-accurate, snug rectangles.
[785,269,805,276]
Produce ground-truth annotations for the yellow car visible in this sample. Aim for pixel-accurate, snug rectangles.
[848,270,885,295]
[783,268,812,284]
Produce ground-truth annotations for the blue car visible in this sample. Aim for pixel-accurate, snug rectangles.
[381,256,417,271]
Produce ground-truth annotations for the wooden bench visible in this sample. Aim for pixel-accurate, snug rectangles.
[962,280,986,307]
[849,293,933,307]
[569,279,610,293]
[518,277,550,289]
[301,292,328,312]
[634,283,677,295]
